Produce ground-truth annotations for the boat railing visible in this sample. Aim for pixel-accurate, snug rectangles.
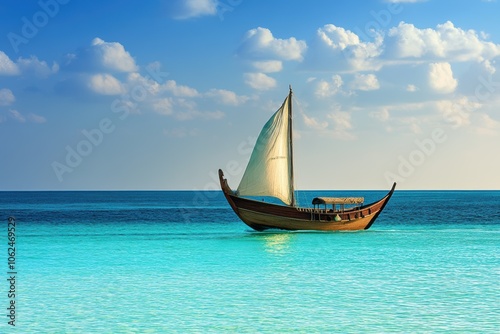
[296,206,371,222]
[296,206,363,214]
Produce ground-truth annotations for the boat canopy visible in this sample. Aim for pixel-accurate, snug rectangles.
[312,197,364,205]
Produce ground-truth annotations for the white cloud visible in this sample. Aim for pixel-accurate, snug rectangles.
[0,88,15,106]
[406,84,418,92]
[305,24,382,72]
[121,71,194,97]
[317,24,361,50]
[329,111,352,130]
[113,68,229,121]
[457,59,497,95]
[387,23,442,58]
[126,72,161,96]
[206,89,249,106]
[475,114,499,136]
[370,108,390,121]
[88,73,124,95]
[168,0,218,19]
[315,74,343,97]
[91,38,137,72]
[350,73,380,91]
[252,60,283,73]
[435,96,500,136]
[152,98,174,115]
[327,111,355,140]
[302,114,328,130]
[150,94,225,121]
[65,38,138,73]
[17,56,58,77]
[302,21,500,73]
[0,52,20,75]
[0,53,58,77]
[428,62,458,94]
[238,27,307,61]
[27,113,47,123]
[244,72,276,90]
[8,109,25,122]
[162,80,199,97]
[436,96,480,127]
[367,101,445,134]
[386,21,500,62]
[401,116,422,134]
[2,108,46,124]
[123,73,229,120]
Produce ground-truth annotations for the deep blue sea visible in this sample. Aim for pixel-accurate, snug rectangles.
[1,190,499,333]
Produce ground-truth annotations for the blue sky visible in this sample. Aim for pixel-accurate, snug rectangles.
[1,0,500,190]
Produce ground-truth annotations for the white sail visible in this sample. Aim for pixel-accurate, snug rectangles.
[237,93,295,205]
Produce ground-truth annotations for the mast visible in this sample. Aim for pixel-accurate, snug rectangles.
[288,85,296,207]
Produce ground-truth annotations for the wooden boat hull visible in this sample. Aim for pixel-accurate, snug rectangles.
[219,169,396,231]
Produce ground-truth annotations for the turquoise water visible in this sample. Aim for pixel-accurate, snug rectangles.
[1,191,499,333]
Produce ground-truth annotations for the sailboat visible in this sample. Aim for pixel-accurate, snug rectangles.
[219,86,396,231]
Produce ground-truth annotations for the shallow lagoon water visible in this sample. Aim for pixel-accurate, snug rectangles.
[1,190,498,332]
